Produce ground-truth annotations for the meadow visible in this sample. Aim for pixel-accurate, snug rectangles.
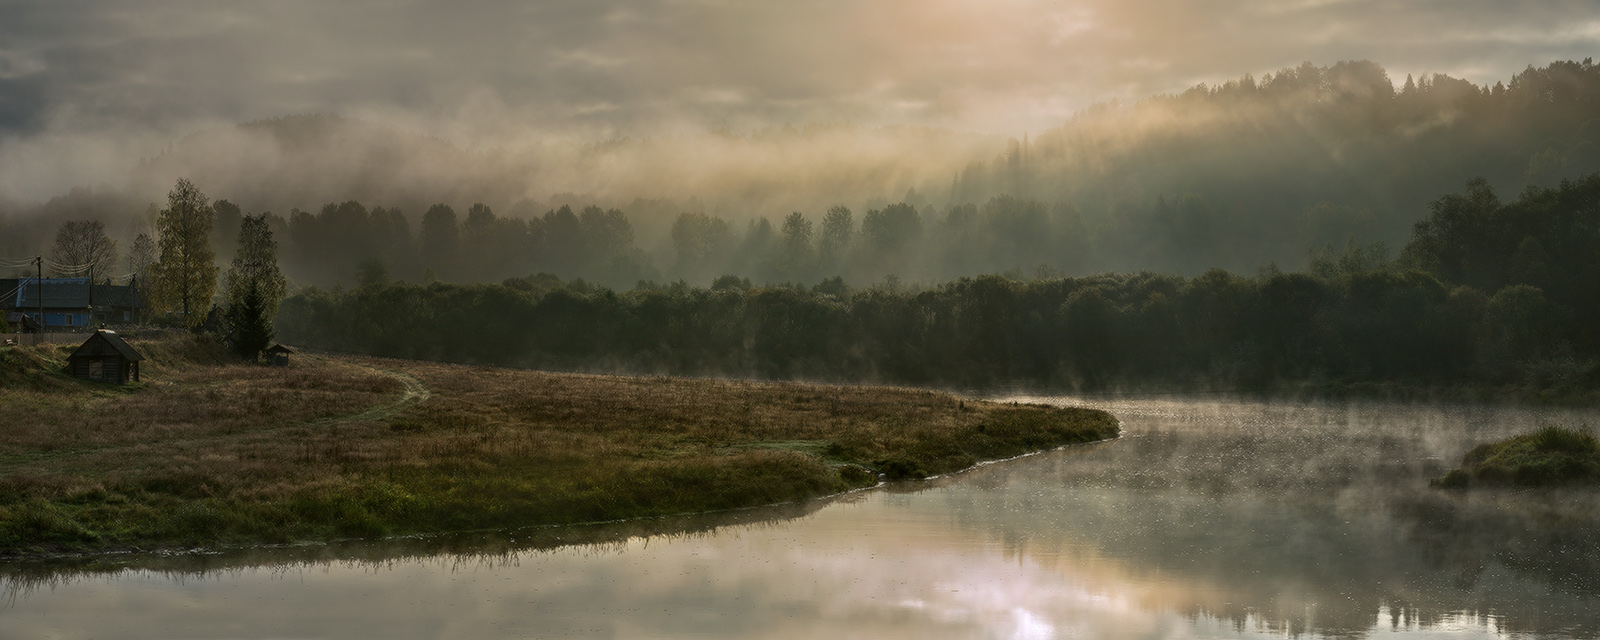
[0,334,1117,556]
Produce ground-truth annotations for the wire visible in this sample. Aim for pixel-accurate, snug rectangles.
[43,260,94,271]
[0,282,23,303]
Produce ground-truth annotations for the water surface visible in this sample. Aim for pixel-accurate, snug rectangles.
[4,396,1599,639]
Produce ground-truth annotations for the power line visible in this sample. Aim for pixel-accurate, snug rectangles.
[43,259,95,270]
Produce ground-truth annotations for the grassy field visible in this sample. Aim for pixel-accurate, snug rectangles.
[0,334,1118,556]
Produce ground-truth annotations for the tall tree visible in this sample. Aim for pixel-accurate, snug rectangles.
[50,220,118,283]
[670,212,731,281]
[861,203,921,253]
[222,213,287,359]
[155,178,219,331]
[419,203,459,279]
[818,206,854,272]
[541,205,584,276]
[779,211,815,281]
[211,199,243,263]
[127,232,157,321]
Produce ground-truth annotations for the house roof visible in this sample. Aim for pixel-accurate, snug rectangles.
[5,279,141,310]
[68,330,144,362]
[265,344,296,355]
[3,311,41,331]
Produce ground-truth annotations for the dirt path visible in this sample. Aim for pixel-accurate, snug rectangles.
[330,366,431,425]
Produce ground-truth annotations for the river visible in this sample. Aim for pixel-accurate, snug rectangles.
[4,396,1599,639]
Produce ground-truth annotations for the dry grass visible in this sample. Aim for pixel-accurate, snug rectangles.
[0,336,1117,555]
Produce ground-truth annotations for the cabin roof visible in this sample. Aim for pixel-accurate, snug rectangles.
[264,344,296,355]
[68,329,144,362]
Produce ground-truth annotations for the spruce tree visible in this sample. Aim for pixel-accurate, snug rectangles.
[223,213,287,360]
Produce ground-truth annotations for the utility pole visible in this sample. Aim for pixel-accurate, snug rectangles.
[35,256,43,343]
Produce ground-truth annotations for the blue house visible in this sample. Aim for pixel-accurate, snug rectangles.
[1,277,143,330]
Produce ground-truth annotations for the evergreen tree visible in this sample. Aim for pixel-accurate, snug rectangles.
[127,232,157,322]
[154,178,219,331]
[420,203,459,279]
[223,213,287,360]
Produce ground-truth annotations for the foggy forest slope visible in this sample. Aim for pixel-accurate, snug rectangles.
[3,59,1599,287]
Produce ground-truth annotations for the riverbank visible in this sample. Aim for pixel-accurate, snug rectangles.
[0,336,1118,557]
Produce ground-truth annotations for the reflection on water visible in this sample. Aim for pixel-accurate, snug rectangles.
[3,396,1599,639]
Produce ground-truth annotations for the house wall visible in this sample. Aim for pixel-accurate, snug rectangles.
[68,357,127,384]
[14,312,90,330]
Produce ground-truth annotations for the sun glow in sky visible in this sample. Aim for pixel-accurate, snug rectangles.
[0,0,1597,200]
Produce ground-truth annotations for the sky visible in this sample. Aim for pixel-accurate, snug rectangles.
[1,0,1598,202]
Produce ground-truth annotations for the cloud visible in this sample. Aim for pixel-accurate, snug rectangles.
[0,0,1596,201]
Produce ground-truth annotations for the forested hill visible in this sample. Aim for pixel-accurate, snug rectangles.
[952,59,1600,274]
[4,59,1600,287]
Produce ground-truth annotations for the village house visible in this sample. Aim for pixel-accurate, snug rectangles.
[0,277,143,330]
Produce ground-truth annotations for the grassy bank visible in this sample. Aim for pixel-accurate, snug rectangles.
[0,335,1117,556]
[1433,425,1600,489]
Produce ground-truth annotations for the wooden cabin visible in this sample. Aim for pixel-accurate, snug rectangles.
[264,344,295,367]
[66,330,144,384]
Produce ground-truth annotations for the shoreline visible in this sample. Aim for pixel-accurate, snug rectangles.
[1,432,1120,569]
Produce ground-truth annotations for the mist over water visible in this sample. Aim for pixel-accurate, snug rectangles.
[6,396,1597,639]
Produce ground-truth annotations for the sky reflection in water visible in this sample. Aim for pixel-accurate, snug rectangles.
[3,396,1599,639]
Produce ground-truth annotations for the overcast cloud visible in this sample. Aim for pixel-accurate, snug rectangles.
[1,0,1597,201]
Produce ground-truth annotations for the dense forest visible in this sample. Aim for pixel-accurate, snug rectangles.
[4,59,1600,287]
[276,173,1600,395]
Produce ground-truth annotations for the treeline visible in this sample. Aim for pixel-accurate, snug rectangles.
[278,200,656,288]
[180,192,1087,289]
[276,174,1600,393]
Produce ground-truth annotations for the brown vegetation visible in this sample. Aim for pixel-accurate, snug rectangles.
[0,334,1117,556]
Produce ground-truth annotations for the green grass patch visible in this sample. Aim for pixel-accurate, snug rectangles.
[1433,425,1600,489]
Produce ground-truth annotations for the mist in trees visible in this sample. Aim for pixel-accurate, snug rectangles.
[4,59,1597,288]
[274,173,1599,396]
[5,56,1600,379]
